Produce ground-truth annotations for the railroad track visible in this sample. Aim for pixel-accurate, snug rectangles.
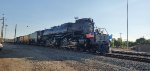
[77,50,150,63]
[111,50,150,57]
[104,53,150,63]
[16,44,150,63]
[60,48,150,63]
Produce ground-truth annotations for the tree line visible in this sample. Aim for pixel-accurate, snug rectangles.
[111,37,150,48]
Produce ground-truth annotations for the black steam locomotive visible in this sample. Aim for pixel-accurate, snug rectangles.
[15,18,110,54]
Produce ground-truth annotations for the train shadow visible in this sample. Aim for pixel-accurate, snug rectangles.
[0,43,97,62]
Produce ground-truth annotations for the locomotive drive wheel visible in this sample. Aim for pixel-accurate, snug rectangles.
[61,38,68,49]
[45,39,53,47]
[77,44,85,52]
[45,40,50,47]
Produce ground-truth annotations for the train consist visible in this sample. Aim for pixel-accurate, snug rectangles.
[15,18,111,54]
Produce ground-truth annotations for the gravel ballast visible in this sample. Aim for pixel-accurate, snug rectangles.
[0,43,150,71]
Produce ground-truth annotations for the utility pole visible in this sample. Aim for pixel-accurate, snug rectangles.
[0,14,5,43]
[127,0,129,49]
[14,24,17,43]
[119,33,123,48]
[119,33,122,39]
[4,24,8,42]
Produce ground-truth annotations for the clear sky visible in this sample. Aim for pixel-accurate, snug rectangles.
[0,0,150,41]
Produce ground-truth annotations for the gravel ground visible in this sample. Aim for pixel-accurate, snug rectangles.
[0,43,150,71]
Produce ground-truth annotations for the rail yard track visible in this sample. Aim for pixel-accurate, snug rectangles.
[104,50,150,63]
[104,53,150,63]
[49,47,150,63]
[63,49,150,63]
[5,43,150,64]
[111,50,150,57]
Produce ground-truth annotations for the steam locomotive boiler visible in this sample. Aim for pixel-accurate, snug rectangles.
[41,18,110,53]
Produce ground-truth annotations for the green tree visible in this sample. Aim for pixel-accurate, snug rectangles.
[111,38,115,48]
[136,38,146,44]
[111,38,122,48]
[145,39,150,44]
[111,37,150,48]
[128,41,135,47]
